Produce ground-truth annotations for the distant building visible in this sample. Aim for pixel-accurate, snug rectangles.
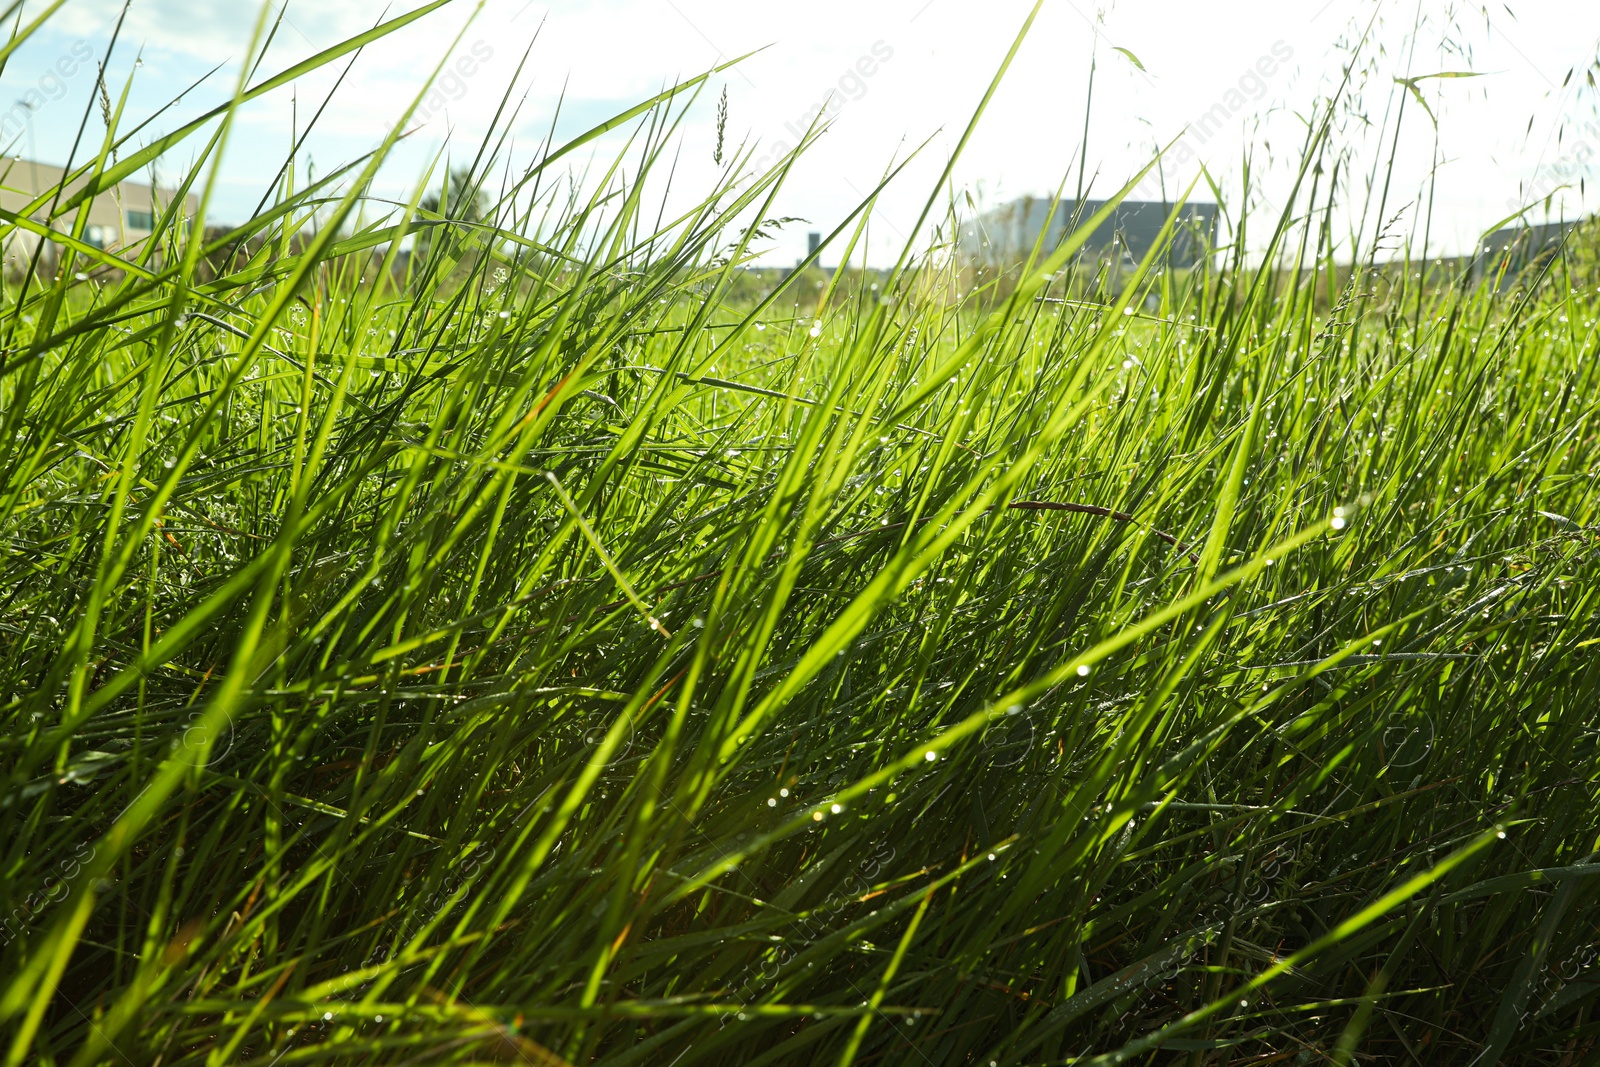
[1,157,196,275]
[1472,218,1583,288]
[962,196,1220,272]
[796,230,822,270]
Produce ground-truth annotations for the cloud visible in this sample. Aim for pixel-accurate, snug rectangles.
[48,0,373,65]
[5,0,1597,263]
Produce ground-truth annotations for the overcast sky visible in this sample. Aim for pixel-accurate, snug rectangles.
[5,0,1600,265]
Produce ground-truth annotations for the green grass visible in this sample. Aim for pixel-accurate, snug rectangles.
[3,4,1600,1065]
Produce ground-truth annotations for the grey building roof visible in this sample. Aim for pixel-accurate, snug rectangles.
[963,196,1220,270]
[1472,218,1584,287]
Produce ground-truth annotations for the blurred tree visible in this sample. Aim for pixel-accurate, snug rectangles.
[421,165,490,222]
[416,165,490,260]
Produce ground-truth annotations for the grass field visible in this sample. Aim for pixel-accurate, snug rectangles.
[3,4,1600,1065]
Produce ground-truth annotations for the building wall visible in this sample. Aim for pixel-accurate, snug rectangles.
[1471,220,1580,289]
[1,158,197,274]
[963,196,1220,272]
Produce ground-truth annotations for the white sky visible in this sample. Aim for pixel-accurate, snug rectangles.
[4,0,1600,265]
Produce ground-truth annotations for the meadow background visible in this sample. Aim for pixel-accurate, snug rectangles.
[1,1,1599,1064]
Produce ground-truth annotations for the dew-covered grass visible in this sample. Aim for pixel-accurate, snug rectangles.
[2,4,1599,1065]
